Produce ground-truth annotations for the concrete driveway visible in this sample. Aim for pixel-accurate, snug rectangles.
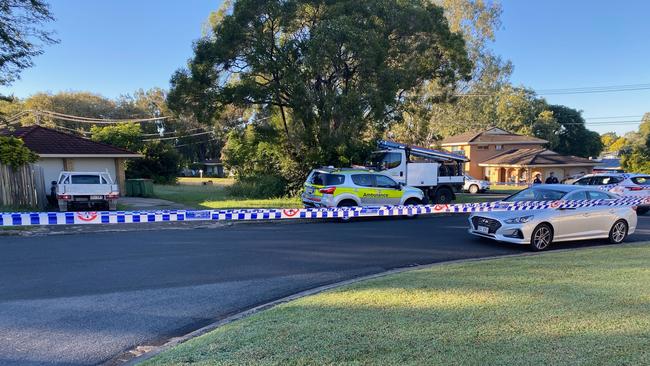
[0,214,648,365]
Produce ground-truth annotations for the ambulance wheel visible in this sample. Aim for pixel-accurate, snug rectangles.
[403,198,421,219]
[434,188,453,204]
[337,200,357,222]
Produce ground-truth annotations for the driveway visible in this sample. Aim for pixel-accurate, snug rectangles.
[0,215,648,365]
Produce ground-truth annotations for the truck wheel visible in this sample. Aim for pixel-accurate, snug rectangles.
[58,202,68,212]
[434,188,453,204]
[468,185,479,194]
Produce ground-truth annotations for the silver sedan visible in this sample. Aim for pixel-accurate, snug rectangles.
[468,185,637,251]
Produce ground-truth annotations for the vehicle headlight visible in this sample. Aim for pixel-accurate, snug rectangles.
[505,215,534,224]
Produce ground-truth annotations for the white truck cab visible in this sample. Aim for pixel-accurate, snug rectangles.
[54,171,120,211]
[367,140,467,203]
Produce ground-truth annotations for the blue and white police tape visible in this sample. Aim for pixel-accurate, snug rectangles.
[1,197,649,227]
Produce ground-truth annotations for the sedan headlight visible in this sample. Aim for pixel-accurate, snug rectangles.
[505,215,534,224]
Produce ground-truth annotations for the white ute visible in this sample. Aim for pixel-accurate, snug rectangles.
[55,171,120,211]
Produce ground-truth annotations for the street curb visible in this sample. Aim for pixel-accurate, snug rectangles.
[117,246,594,366]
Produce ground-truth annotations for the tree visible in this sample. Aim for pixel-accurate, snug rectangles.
[169,0,472,188]
[621,112,650,173]
[90,123,143,152]
[0,0,58,86]
[546,105,602,158]
[601,132,618,151]
[126,142,180,184]
[0,136,38,167]
[532,110,560,148]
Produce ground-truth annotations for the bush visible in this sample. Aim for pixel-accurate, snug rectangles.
[0,136,38,167]
[127,142,180,184]
[225,175,287,199]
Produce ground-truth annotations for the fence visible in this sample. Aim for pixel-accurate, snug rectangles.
[0,164,46,209]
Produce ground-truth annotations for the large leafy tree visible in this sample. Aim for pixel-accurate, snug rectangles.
[169,0,472,186]
[546,104,602,158]
[0,0,58,86]
[621,113,650,173]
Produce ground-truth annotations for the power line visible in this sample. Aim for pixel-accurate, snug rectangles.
[457,83,650,97]
[174,137,219,148]
[4,110,169,124]
[584,115,643,120]
[143,130,214,142]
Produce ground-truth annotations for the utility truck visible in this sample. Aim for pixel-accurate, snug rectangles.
[54,171,120,211]
[366,140,467,203]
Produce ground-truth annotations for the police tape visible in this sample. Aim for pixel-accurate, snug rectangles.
[1,197,649,227]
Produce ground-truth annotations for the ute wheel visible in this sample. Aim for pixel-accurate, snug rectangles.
[530,223,553,251]
[434,188,453,204]
[337,200,357,222]
[403,198,421,219]
[636,207,649,216]
[608,220,628,244]
[468,184,479,194]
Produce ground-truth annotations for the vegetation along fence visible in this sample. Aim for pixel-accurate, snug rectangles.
[0,164,46,209]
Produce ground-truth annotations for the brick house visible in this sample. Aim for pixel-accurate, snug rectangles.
[441,127,597,183]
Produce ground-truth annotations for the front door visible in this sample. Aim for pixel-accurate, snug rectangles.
[374,175,403,205]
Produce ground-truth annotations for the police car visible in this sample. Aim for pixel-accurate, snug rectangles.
[301,168,426,208]
[573,173,650,215]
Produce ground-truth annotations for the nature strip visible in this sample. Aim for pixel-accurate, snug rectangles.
[1,197,649,227]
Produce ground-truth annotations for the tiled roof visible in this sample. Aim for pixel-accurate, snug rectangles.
[478,148,597,166]
[441,127,548,145]
[0,125,140,156]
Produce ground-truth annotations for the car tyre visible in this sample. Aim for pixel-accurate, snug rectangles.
[434,187,453,204]
[608,220,628,244]
[636,207,649,216]
[529,223,553,251]
[468,184,479,194]
[403,198,421,219]
[337,200,357,222]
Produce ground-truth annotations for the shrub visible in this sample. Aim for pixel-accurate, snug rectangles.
[225,175,287,199]
[0,136,38,167]
[127,142,180,184]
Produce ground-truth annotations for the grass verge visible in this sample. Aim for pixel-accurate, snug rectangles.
[145,243,650,366]
[154,183,301,210]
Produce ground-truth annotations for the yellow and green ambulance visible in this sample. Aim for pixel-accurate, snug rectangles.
[301,168,426,208]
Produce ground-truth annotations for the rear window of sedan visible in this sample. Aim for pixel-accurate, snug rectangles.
[631,176,650,185]
[504,188,567,202]
[309,172,345,186]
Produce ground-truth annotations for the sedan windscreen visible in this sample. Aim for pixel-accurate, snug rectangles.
[504,188,567,202]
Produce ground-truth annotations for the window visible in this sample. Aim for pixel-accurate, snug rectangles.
[631,176,650,185]
[351,174,375,187]
[592,176,622,185]
[565,191,588,200]
[450,148,465,156]
[574,177,592,185]
[477,145,489,150]
[588,190,616,200]
[375,175,398,188]
[368,152,401,170]
[309,172,345,186]
[495,145,503,150]
[70,175,101,184]
[504,188,566,202]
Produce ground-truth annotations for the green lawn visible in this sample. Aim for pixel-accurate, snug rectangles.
[154,183,301,210]
[145,243,650,366]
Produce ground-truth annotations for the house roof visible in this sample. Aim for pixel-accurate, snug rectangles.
[0,125,140,157]
[478,148,597,167]
[441,127,548,145]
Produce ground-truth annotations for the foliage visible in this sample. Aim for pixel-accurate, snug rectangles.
[126,142,180,184]
[90,123,143,152]
[0,0,58,86]
[621,113,650,173]
[225,175,288,199]
[544,105,602,158]
[170,0,472,190]
[0,136,38,167]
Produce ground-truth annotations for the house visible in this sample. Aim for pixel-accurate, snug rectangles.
[200,159,225,177]
[1,125,141,193]
[441,127,597,183]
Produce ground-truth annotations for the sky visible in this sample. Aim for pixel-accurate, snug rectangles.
[1,0,648,135]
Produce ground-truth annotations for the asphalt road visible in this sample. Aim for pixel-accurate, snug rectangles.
[1,214,649,365]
